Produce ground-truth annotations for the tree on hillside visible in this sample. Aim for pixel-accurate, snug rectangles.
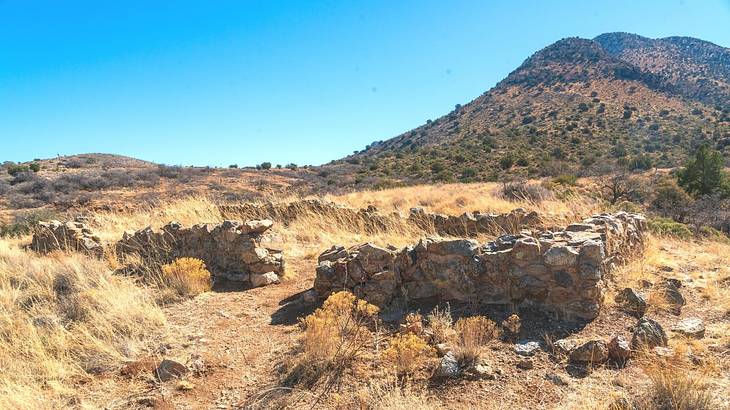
[677,145,729,197]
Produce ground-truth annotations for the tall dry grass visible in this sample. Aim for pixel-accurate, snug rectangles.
[326,182,600,225]
[0,239,166,408]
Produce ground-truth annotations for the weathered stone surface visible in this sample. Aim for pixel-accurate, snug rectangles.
[31,219,103,256]
[608,335,631,362]
[570,340,609,364]
[517,358,534,370]
[672,317,705,339]
[658,280,685,315]
[313,212,646,320]
[155,359,188,381]
[552,339,577,356]
[435,352,461,378]
[250,272,280,288]
[632,318,668,349]
[514,341,541,356]
[614,288,647,317]
[116,220,284,288]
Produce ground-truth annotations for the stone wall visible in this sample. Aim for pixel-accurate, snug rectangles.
[219,199,542,237]
[313,212,646,320]
[30,219,104,256]
[114,219,285,286]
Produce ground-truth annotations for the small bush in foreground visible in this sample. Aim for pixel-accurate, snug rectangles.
[383,334,434,375]
[612,364,718,410]
[160,257,211,296]
[648,217,693,240]
[453,316,498,366]
[426,304,454,344]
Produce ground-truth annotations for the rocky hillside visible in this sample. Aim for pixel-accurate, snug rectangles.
[327,33,730,187]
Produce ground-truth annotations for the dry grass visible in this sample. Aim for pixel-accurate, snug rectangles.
[327,182,599,224]
[358,380,443,410]
[160,257,212,297]
[382,334,434,376]
[0,239,166,408]
[452,316,498,366]
[426,304,455,344]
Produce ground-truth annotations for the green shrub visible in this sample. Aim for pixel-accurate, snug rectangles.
[677,144,729,198]
[552,174,578,186]
[29,163,41,172]
[7,164,29,176]
[647,217,693,239]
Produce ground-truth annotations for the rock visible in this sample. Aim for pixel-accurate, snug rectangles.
[632,318,668,349]
[614,288,647,317]
[544,245,579,267]
[435,343,452,357]
[250,272,280,288]
[435,352,461,378]
[569,340,609,364]
[514,341,540,356]
[465,359,497,379]
[241,219,274,234]
[301,289,318,304]
[672,317,705,339]
[658,280,685,315]
[565,223,595,232]
[552,339,577,356]
[517,358,534,370]
[501,314,521,340]
[155,359,188,381]
[608,335,631,362]
[545,372,568,386]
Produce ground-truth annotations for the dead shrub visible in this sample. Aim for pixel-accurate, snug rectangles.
[614,363,718,410]
[453,316,498,366]
[160,257,211,297]
[500,181,554,202]
[426,304,454,344]
[383,334,434,376]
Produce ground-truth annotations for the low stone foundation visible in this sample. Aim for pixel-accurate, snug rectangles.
[30,219,104,256]
[114,219,285,286]
[219,199,542,237]
[313,212,646,320]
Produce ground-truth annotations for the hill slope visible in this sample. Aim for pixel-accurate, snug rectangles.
[327,33,730,187]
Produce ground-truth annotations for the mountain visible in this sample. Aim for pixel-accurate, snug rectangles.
[326,33,730,187]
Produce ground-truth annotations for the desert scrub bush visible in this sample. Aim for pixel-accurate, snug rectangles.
[453,316,498,366]
[0,240,166,408]
[383,334,434,376]
[159,257,211,297]
[613,363,718,410]
[426,304,454,344]
[0,209,58,238]
[648,217,694,239]
[287,291,380,388]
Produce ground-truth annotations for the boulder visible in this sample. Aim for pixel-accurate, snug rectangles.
[514,341,541,356]
[614,288,647,317]
[608,335,631,362]
[250,272,280,288]
[155,359,188,382]
[552,339,577,356]
[672,317,705,339]
[544,245,579,267]
[658,280,685,315]
[435,352,461,378]
[632,318,668,349]
[569,340,609,364]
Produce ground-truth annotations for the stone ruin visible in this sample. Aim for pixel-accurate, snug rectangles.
[219,199,542,237]
[115,219,285,287]
[313,212,647,320]
[30,218,104,257]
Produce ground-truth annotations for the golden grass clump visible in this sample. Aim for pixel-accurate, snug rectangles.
[160,257,212,297]
[383,334,434,376]
[426,304,454,344]
[615,363,719,410]
[357,381,443,410]
[453,316,498,365]
[298,291,379,364]
[0,239,166,408]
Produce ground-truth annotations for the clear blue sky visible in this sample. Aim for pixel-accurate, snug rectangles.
[2,1,729,167]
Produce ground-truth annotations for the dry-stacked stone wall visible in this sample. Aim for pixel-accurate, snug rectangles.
[314,212,646,320]
[219,199,542,236]
[115,219,284,286]
[30,219,104,256]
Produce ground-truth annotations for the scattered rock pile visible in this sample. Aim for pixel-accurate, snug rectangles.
[219,199,543,237]
[30,218,103,256]
[314,212,646,320]
[115,219,285,286]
